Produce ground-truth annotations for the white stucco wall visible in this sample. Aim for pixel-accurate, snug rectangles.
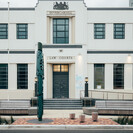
[0,0,133,99]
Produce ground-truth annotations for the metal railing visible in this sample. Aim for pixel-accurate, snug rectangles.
[80,90,133,100]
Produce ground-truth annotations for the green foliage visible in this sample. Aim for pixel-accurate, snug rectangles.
[0,116,2,124]
[0,116,15,125]
[115,116,133,125]
[10,116,15,123]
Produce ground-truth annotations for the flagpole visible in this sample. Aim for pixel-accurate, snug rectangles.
[7,2,10,101]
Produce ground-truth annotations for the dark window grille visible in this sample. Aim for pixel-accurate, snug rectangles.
[0,64,8,89]
[94,24,105,39]
[17,64,28,89]
[114,24,125,39]
[17,24,28,39]
[113,64,124,89]
[0,24,8,39]
[94,64,105,89]
[53,18,69,44]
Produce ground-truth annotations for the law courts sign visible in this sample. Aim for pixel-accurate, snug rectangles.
[47,56,75,60]
[47,56,75,63]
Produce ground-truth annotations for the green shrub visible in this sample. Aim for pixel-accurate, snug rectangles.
[0,116,2,124]
[10,116,15,124]
[115,116,133,125]
[0,116,14,125]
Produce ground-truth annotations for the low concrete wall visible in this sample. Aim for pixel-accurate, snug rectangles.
[0,90,34,100]
[83,107,133,115]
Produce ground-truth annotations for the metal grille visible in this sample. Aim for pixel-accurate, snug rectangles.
[0,24,8,39]
[94,64,105,89]
[53,18,69,44]
[113,64,124,89]
[114,24,125,39]
[17,64,28,89]
[94,24,105,39]
[0,64,8,89]
[17,24,28,39]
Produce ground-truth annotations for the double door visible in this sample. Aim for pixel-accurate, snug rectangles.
[53,64,69,98]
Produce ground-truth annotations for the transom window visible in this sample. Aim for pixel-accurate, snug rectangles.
[17,64,28,89]
[53,65,69,72]
[114,24,125,39]
[17,24,28,39]
[0,24,8,39]
[94,64,105,89]
[113,64,124,89]
[0,64,8,89]
[53,18,69,44]
[94,24,105,39]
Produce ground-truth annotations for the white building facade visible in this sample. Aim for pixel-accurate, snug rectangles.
[0,0,133,100]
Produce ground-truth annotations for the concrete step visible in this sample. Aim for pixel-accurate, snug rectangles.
[44,107,82,110]
[43,99,83,109]
[44,103,82,105]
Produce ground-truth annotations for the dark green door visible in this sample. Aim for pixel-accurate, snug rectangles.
[53,64,69,98]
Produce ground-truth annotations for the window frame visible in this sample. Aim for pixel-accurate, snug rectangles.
[94,64,105,89]
[113,64,124,89]
[17,24,28,39]
[17,64,28,89]
[94,23,105,39]
[0,24,8,39]
[114,23,125,39]
[53,18,69,44]
[0,64,8,89]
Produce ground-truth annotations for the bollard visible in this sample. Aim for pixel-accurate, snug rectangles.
[92,112,98,122]
[79,115,85,123]
[69,113,75,119]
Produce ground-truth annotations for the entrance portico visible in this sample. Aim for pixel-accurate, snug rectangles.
[46,62,76,99]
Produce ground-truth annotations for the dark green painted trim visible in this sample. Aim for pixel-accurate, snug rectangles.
[9,51,35,54]
[0,51,8,54]
[0,8,35,11]
[87,51,133,54]
[43,45,82,48]
[87,8,133,11]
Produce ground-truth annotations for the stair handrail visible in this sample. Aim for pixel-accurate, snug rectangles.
[80,89,133,100]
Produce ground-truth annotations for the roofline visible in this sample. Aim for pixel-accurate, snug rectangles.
[38,0,84,1]
[87,8,133,11]
[0,8,35,11]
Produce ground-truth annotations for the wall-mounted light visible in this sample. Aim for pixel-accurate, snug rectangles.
[127,54,132,63]
[34,77,38,82]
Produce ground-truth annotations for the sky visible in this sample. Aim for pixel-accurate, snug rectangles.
[0,0,129,7]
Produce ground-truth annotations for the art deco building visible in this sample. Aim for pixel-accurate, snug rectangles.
[0,0,133,100]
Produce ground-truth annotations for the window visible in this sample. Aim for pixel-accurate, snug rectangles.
[114,24,125,39]
[0,24,8,39]
[94,24,105,39]
[53,18,69,44]
[0,64,8,89]
[53,65,69,72]
[94,64,105,89]
[113,64,124,89]
[17,64,28,89]
[17,24,28,39]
